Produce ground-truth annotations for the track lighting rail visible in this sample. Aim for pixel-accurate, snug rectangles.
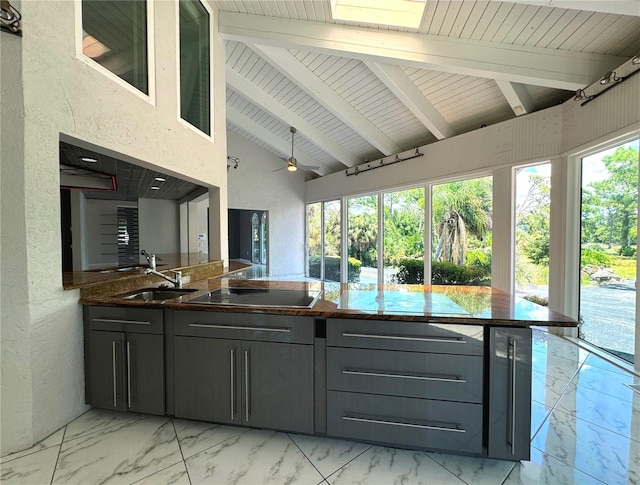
[345,147,423,177]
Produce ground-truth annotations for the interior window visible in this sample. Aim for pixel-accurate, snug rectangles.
[82,0,148,94]
[179,0,210,135]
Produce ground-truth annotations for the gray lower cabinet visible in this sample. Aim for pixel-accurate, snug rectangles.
[173,311,314,434]
[327,391,483,454]
[488,326,532,461]
[325,318,485,455]
[88,330,164,415]
[85,306,165,416]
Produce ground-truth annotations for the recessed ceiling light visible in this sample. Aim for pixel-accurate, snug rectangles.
[154,177,166,182]
[80,156,98,163]
[151,186,160,190]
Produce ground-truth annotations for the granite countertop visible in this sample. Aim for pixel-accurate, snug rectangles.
[63,258,248,290]
[80,277,578,328]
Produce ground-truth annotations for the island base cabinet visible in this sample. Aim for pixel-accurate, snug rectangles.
[89,330,164,415]
[327,391,483,454]
[174,337,239,425]
[488,327,532,461]
[174,337,314,434]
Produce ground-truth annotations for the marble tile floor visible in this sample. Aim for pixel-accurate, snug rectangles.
[2,329,639,485]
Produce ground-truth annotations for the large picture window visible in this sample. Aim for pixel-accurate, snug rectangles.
[179,0,211,135]
[579,139,639,364]
[82,0,149,94]
[431,177,492,286]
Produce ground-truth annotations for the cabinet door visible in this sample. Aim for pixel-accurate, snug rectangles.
[488,327,532,461]
[174,336,241,424]
[89,331,126,412]
[127,333,164,415]
[243,341,313,433]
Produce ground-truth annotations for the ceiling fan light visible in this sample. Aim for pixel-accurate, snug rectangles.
[287,157,297,171]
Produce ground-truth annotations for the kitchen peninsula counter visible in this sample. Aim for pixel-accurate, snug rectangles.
[81,278,578,328]
[82,278,577,462]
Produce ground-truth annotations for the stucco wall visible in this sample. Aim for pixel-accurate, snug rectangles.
[227,131,306,277]
[1,0,227,455]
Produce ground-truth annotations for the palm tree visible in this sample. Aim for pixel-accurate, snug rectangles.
[433,178,492,265]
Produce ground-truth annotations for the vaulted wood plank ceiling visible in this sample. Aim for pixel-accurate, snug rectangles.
[216,0,640,177]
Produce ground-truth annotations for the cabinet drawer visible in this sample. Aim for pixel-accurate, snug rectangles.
[86,306,163,334]
[327,348,483,403]
[174,311,313,344]
[327,391,482,454]
[327,318,483,356]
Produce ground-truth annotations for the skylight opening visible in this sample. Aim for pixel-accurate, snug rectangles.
[330,0,427,29]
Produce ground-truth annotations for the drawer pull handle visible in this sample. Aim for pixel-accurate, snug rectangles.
[230,348,235,421]
[126,341,132,409]
[112,341,117,408]
[189,323,290,333]
[94,318,151,326]
[342,332,465,344]
[342,369,465,383]
[343,415,465,433]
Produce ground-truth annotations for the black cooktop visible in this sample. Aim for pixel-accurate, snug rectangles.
[187,287,323,308]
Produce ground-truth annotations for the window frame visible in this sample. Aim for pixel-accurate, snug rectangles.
[176,0,215,140]
[75,0,156,104]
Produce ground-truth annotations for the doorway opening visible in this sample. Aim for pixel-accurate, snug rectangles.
[228,209,268,275]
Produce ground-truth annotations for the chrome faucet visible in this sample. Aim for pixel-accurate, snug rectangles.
[144,268,183,288]
[141,250,156,270]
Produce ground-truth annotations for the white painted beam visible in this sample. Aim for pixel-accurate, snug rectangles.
[505,0,640,16]
[364,61,455,140]
[250,44,402,156]
[219,12,626,91]
[226,67,360,168]
[495,80,534,117]
[227,106,326,176]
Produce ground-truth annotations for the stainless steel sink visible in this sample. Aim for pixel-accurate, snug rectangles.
[122,288,198,301]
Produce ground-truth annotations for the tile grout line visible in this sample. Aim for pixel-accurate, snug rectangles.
[529,445,608,485]
[48,425,68,485]
[286,433,329,482]
[420,452,469,484]
[170,418,193,485]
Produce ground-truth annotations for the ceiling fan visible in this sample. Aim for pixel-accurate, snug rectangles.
[273,127,320,173]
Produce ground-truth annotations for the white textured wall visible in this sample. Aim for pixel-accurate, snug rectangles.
[1,17,33,453]
[227,131,306,277]
[1,0,227,455]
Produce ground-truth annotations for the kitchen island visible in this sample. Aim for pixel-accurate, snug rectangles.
[81,278,578,462]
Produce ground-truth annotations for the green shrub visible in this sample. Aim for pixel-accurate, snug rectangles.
[347,257,361,283]
[395,258,424,284]
[395,259,491,285]
[308,256,361,282]
[618,245,636,257]
[432,261,490,285]
[581,248,612,267]
[466,249,492,273]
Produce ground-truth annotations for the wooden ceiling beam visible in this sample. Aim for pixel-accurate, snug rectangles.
[226,67,361,167]
[495,80,534,116]
[219,12,626,91]
[364,61,455,140]
[250,44,402,155]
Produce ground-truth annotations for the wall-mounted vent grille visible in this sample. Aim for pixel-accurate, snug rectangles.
[117,206,139,265]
